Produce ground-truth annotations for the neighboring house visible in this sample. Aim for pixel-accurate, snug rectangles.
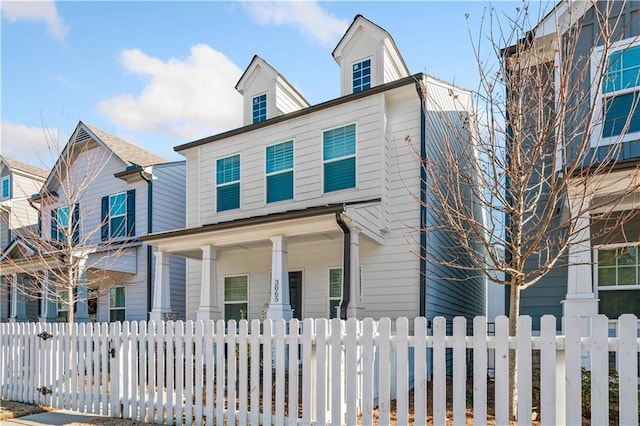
[0,122,186,322]
[141,15,486,324]
[0,156,48,321]
[511,1,640,328]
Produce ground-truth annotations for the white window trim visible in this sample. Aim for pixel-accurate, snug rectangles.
[328,267,342,318]
[351,57,372,94]
[264,139,295,205]
[590,36,640,148]
[109,286,126,322]
[1,176,9,199]
[593,243,640,294]
[108,192,127,239]
[215,153,242,212]
[224,274,249,321]
[321,122,358,195]
[252,92,268,124]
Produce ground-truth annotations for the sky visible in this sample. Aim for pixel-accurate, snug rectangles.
[0,0,550,167]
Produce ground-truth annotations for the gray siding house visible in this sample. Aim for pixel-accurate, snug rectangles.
[513,1,640,328]
[0,157,48,320]
[141,15,487,324]
[0,122,186,323]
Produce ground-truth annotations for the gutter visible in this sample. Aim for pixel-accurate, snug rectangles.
[139,169,154,318]
[415,79,427,318]
[335,212,351,320]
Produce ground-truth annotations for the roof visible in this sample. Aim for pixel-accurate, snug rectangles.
[175,73,424,152]
[1,156,48,179]
[81,122,166,167]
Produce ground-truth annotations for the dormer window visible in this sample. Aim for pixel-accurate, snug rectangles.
[352,59,371,93]
[252,94,267,124]
[1,177,9,199]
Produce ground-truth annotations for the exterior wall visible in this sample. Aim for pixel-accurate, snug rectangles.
[240,66,276,126]
[275,82,305,116]
[151,162,187,320]
[338,27,381,96]
[191,93,386,227]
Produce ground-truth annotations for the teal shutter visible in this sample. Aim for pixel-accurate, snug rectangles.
[51,209,58,241]
[101,196,108,241]
[72,203,80,244]
[267,171,294,203]
[603,92,640,137]
[126,190,135,236]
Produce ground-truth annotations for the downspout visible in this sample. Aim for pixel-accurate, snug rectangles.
[336,211,350,320]
[415,78,427,317]
[140,169,153,318]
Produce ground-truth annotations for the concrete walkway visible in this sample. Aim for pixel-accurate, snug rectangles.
[0,409,108,425]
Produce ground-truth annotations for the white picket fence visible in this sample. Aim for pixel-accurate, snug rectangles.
[1,315,639,425]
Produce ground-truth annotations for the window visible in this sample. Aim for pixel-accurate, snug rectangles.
[252,94,267,124]
[109,287,126,322]
[593,38,640,145]
[596,246,640,317]
[51,204,80,244]
[224,275,248,322]
[266,141,294,203]
[323,124,356,193]
[57,290,69,321]
[328,268,342,319]
[101,190,135,241]
[217,155,240,212]
[352,59,371,93]
[1,177,9,199]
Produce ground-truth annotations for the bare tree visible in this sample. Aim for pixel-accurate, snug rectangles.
[1,125,131,323]
[411,0,640,419]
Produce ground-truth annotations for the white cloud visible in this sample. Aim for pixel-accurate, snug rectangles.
[1,121,60,164]
[99,45,243,140]
[242,1,348,46]
[1,0,68,40]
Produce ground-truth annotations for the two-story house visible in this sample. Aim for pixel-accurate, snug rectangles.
[0,122,186,322]
[0,156,48,321]
[509,1,640,328]
[141,15,487,324]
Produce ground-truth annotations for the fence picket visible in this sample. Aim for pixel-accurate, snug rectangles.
[138,321,148,421]
[432,316,446,425]
[122,321,131,419]
[564,315,582,425]
[70,322,79,411]
[618,314,639,426]
[147,321,157,422]
[330,318,342,426]
[287,319,299,426]
[539,315,557,425]
[413,317,427,425]
[590,315,608,425]
[226,320,237,426]
[396,317,409,426]
[165,321,175,425]
[378,317,391,425]
[300,318,313,425]
[262,319,274,426]
[274,319,286,425]
[204,320,214,426]
[214,320,225,426]
[344,318,358,426]
[174,321,185,426]
[249,319,261,426]
[473,316,488,425]
[517,316,532,426]
[194,320,204,426]
[100,323,109,416]
[315,319,327,426]
[238,320,249,426]
[452,317,466,424]
[184,320,194,425]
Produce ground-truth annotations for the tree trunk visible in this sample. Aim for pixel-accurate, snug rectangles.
[509,282,521,420]
[66,281,74,324]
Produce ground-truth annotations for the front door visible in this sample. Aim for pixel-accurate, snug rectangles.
[289,271,302,320]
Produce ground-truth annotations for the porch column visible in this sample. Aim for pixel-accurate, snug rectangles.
[10,274,26,322]
[562,195,598,320]
[39,271,57,323]
[75,257,90,322]
[347,227,364,319]
[197,245,220,320]
[150,250,171,321]
[266,236,293,321]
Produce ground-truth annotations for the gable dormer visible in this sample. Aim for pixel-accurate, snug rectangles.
[235,55,310,126]
[332,15,410,96]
